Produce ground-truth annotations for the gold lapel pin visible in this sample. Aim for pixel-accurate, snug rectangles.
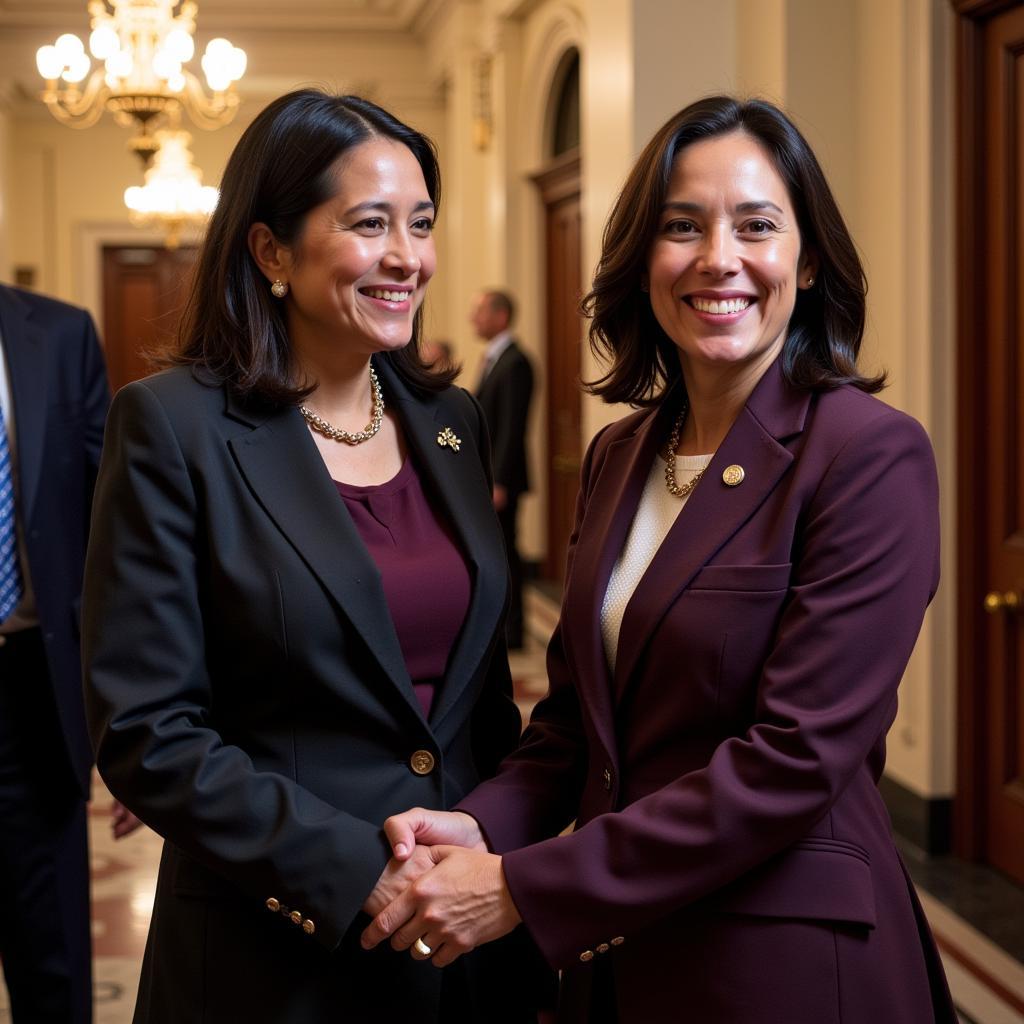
[722,464,745,487]
[437,427,462,452]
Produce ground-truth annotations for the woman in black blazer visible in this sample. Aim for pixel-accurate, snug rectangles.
[82,90,547,1023]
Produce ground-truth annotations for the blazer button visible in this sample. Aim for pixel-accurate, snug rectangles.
[579,950,595,962]
[410,749,436,775]
[266,898,280,913]
[722,464,745,487]
[289,910,302,925]
[596,943,610,954]
[302,919,315,935]
[610,936,625,946]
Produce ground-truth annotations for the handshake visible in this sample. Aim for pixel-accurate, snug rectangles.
[359,808,523,967]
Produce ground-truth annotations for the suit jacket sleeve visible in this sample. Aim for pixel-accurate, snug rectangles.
[79,310,109,508]
[82,382,391,952]
[462,409,939,969]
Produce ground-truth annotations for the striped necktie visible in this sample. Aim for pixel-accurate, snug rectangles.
[0,401,22,623]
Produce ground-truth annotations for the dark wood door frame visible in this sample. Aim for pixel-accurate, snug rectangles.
[101,244,198,394]
[951,0,1022,861]
[533,150,582,584]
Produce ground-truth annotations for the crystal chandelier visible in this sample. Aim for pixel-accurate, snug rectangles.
[36,1,246,167]
[124,128,218,248]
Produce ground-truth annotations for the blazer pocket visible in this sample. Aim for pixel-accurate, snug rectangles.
[710,837,876,928]
[689,562,792,592]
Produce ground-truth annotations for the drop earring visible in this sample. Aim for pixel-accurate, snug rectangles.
[271,280,289,298]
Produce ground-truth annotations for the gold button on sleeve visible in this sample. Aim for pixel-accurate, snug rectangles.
[265,898,280,913]
[579,950,595,962]
[302,919,315,935]
[289,910,302,925]
[610,936,625,946]
[596,943,610,953]
[409,749,436,775]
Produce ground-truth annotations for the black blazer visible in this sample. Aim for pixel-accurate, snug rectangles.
[475,341,533,497]
[82,356,541,1022]
[0,284,108,796]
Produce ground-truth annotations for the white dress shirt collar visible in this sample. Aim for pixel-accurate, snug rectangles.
[482,330,514,370]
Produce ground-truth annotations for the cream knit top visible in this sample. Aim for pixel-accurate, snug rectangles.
[600,451,713,673]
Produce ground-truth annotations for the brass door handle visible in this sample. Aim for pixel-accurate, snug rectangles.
[983,590,1021,614]
[552,454,582,475]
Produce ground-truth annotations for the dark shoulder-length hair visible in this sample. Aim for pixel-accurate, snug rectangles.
[171,88,451,406]
[582,95,883,406]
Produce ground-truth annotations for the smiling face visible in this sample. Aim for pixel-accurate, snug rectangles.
[646,129,814,388]
[279,137,436,367]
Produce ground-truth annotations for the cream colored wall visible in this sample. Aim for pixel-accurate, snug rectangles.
[847,0,956,796]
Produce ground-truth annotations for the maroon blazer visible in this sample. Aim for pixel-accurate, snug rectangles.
[460,358,956,1024]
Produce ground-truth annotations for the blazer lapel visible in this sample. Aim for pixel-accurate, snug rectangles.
[225,388,423,724]
[561,402,673,761]
[613,360,811,700]
[376,360,507,733]
[0,288,50,525]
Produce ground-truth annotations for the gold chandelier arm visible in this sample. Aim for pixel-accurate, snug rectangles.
[40,71,110,127]
[179,71,240,130]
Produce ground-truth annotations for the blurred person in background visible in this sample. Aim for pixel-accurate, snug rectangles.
[471,290,534,650]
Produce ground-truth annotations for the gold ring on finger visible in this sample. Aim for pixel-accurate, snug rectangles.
[413,937,433,957]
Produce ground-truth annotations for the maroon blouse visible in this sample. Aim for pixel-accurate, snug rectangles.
[334,457,471,719]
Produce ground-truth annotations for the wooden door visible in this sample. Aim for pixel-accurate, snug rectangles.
[101,245,198,393]
[954,0,1024,884]
[535,152,582,584]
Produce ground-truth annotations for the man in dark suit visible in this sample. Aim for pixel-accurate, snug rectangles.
[0,283,111,1023]
[471,290,534,649]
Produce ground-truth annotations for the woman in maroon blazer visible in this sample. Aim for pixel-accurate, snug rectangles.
[363,96,957,1023]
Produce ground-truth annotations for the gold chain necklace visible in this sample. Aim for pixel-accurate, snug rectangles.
[300,366,384,445]
[662,401,706,498]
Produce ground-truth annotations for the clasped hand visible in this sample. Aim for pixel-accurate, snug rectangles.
[360,808,522,967]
